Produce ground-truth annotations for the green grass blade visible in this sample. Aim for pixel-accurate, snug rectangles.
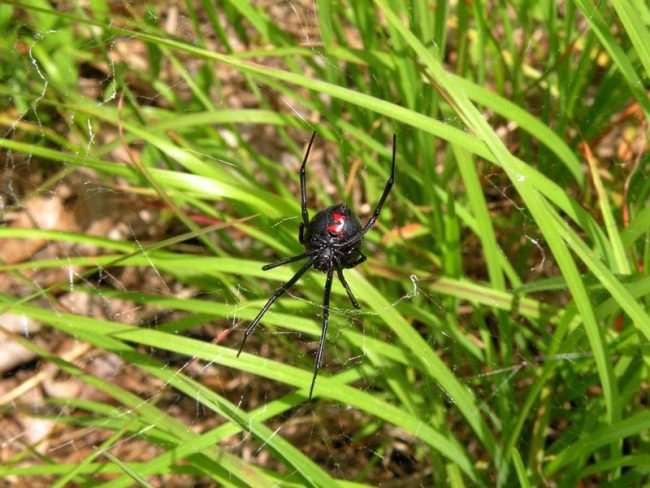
[584,144,631,274]
[545,411,650,475]
[375,0,619,436]
[100,451,154,488]
[611,0,650,83]
[4,296,478,481]
[621,203,650,249]
[543,198,650,340]
[453,147,508,289]
[572,0,650,117]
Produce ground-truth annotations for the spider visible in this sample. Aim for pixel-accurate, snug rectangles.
[237,132,396,398]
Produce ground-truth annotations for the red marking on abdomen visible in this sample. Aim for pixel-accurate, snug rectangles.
[327,212,346,236]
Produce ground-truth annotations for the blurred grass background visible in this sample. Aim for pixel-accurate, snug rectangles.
[0,0,649,486]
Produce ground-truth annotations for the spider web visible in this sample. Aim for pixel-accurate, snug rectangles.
[0,1,634,486]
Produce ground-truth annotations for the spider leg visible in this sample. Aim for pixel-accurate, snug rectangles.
[337,269,360,309]
[335,134,396,249]
[262,252,310,271]
[346,252,367,269]
[237,258,314,357]
[300,131,317,227]
[309,268,334,399]
[299,222,305,244]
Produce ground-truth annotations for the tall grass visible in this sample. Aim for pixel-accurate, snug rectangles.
[1,0,649,485]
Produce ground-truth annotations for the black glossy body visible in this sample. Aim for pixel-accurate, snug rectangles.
[237,132,396,399]
[301,203,363,272]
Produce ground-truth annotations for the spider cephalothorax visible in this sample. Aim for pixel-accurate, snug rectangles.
[237,132,396,398]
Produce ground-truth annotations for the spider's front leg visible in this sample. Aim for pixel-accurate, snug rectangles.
[335,134,396,249]
[299,222,305,244]
[300,132,316,227]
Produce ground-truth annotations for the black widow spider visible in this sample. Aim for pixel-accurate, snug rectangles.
[237,132,396,398]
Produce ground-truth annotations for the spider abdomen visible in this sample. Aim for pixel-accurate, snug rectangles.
[304,203,363,271]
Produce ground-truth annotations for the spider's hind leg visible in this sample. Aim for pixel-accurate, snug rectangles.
[238,258,313,357]
[309,268,334,399]
[262,252,309,271]
[346,252,367,268]
[337,269,360,309]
